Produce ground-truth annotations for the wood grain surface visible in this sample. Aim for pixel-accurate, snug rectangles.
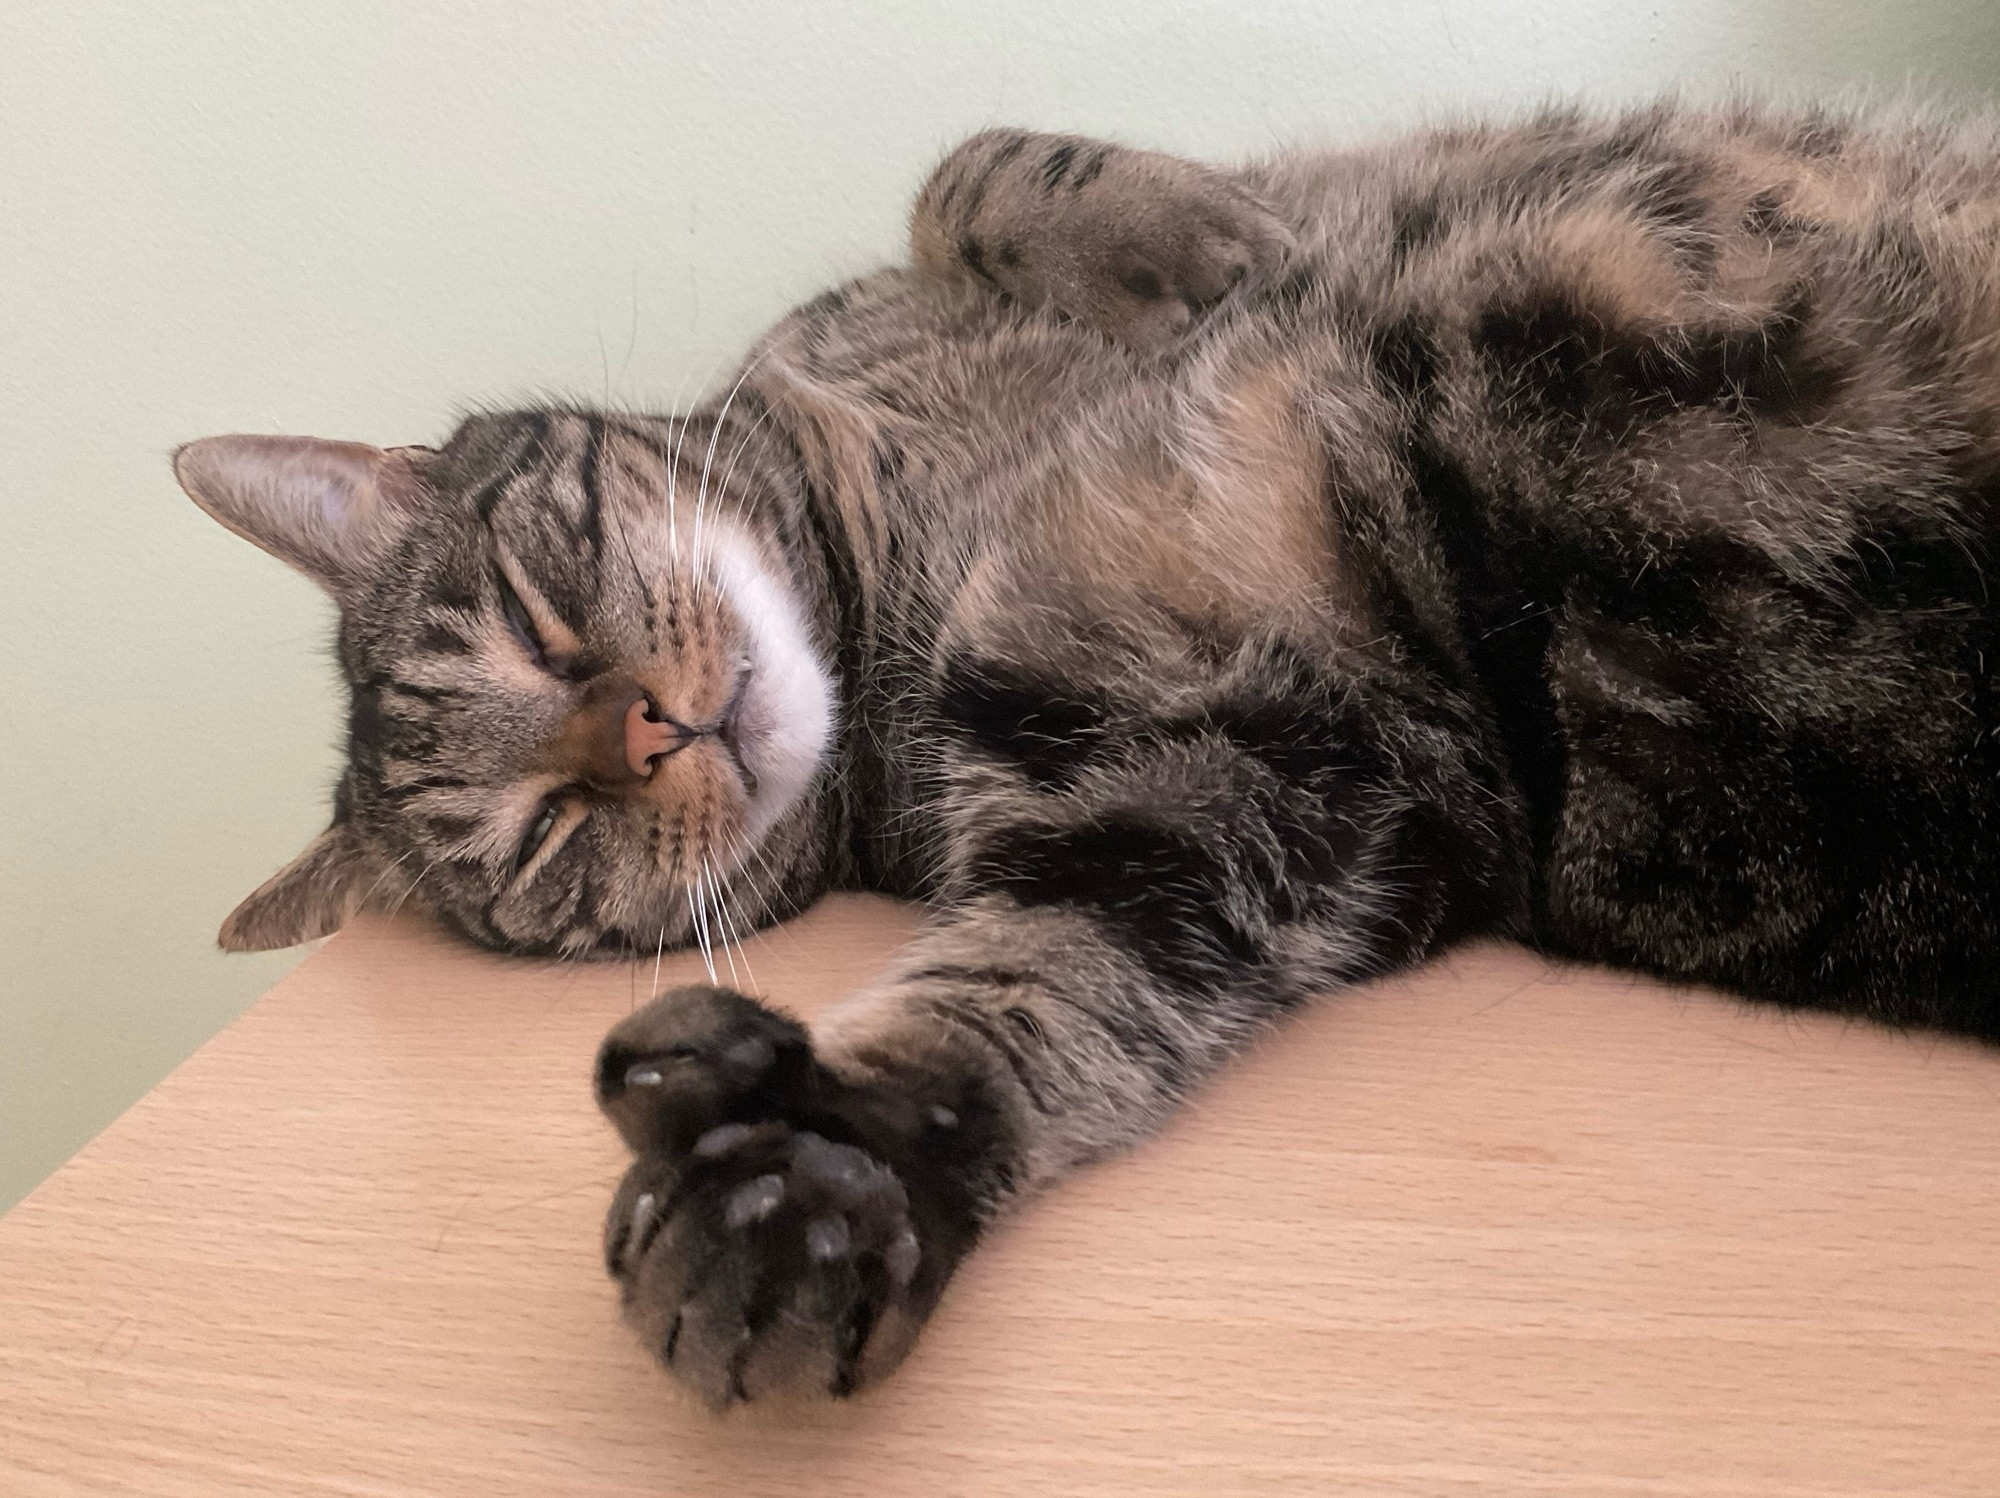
[2,895,1996,1496]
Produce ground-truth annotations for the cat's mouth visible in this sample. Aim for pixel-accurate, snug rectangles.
[716,668,760,799]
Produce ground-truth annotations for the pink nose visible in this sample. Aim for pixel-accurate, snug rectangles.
[624,697,692,778]
[548,675,697,793]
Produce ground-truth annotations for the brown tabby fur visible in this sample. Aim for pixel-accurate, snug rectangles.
[177,98,2000,1405]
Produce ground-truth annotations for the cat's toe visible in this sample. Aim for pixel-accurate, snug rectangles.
[594,984,813,1156]
[1169,190,1295,310]
[1088,185,1293,350]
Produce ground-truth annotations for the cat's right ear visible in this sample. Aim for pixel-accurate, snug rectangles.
[219,822,377,952]
[172,435,427,595]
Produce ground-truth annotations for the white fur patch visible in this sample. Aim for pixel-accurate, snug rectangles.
[705,527,837,844]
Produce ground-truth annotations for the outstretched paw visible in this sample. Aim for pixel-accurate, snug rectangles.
[595,986,964,1404]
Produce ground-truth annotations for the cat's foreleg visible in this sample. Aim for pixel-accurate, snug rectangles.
[595,659,1523,1403]
[909,127,1293,350]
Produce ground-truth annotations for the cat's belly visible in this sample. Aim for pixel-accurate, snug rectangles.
[981,348,1367,649]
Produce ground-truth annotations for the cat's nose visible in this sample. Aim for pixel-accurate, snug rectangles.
[552,673,697,792]
[623,696,696,777]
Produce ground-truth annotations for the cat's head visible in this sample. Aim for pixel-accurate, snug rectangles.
[174,407,838,957]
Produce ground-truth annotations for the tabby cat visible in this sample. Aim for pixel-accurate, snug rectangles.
[174,99,2000,1405]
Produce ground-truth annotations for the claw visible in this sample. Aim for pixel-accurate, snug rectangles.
[805,1214,852,1262]
[694,1122,757,1158]
[793,1133,873,1193]
[724,1173,785,1228]
[719,1035,775,1083]
[884,1227,921,1286]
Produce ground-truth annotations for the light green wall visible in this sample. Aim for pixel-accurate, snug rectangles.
[4,0,1995,1210]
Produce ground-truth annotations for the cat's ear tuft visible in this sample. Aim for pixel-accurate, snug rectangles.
[172,435,427,594]
[218,823,377,952]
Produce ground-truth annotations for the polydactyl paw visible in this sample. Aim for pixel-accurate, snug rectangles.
[595,985,946,1405]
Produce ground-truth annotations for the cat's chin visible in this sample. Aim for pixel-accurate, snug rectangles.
[705,528,837,844]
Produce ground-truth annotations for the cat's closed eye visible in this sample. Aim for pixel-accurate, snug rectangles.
[516,796,565,873]
[496,567,545,661]
[494,560,578,677]
[512,793,590,888]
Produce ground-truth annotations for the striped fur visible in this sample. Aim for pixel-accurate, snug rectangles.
[192,99,2000,1400]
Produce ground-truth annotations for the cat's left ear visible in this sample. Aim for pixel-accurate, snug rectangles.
[218,820,378,952]
[172,435,428,595]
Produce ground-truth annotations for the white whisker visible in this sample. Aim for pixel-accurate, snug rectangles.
[646,922,668,1008]
[705,858,757,994]
[384,857,442,923]
[717,827,808,954]
[665,349,735,574]
[356,848,416,912]
[692,344,773,604]
[703,858,743,990]
[708,398,784,536]
[686,877,719,985]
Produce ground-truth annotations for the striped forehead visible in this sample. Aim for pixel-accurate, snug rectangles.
[476,414,680,567]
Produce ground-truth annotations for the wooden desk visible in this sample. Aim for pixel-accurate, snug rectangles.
[2,896,1996,1495]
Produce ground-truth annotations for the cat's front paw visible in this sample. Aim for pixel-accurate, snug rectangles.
[594,986,951,1405]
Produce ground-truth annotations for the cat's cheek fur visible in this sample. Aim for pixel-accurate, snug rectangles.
[705,527,836,843]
